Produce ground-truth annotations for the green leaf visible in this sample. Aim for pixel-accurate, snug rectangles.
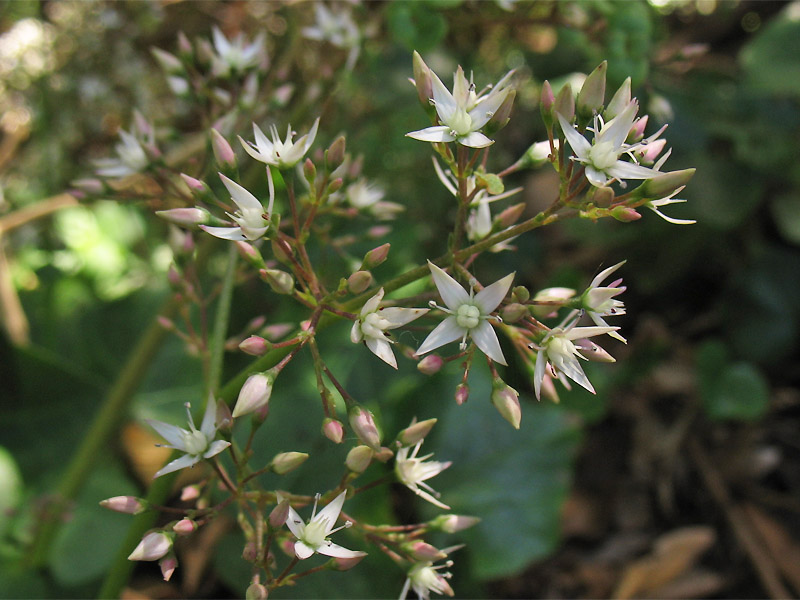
[0,447,23,539]
[476,172,504,196]
[702,362,770,422]
[770,193,800,244]
[741,12,800,96]
[49,464,138,587]
[387,2,447,52]
[431,375,581,580]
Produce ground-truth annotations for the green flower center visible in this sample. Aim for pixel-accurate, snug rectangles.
[588,141,618,170]
[183,430,208,456]
[456,304,481,330]
[448,108,473,137]
[302,519,328,549]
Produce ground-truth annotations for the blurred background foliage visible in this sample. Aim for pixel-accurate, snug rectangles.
[1,0,799,598]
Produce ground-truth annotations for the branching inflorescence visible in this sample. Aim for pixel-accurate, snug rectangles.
[89,18,695,599]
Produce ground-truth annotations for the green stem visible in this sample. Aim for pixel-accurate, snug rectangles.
[207,244,238,396]
[25,295,179,568]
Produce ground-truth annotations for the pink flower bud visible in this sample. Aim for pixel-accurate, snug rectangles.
[636,138,667,165]
[331,553,366,571]
[373,446,394,462]
[412,51,434,106]
[211,128,236,169]
[417,354,444,375]
[491,384,522,429]
[592,185,615,208]
[239,335,272,356]
[500,303,527,323]
[322,418,345,444]
[575,339,616,363]
[540,80,555,113]
[233,371,276,418]
[327,177,344,194]
[151,47,183,74]
[180,484,200,502]
[173,518,196,536]
[397,418,437,446]
[159,555,177,581]
[363,243,390,269]
[180,173,206,193]
[610,206,641,222]
[242,541,259,562]
[367,225,391,238]
[345,445,374,473]
[177,31,192,57]
[495,202,526,228]
[156,207,211,227]
[128,531,173,561]
[99,496,145,515]
[270,451,309,475]
[262,323,293,340]
[629,115,648,142]
[540,372,561,404]
[269,499,290,528]
[455,383,469,405]
[348,406,381,450]
[325,136,346,172]
[236,241,265,268]
[431,514,481,533]
[246,583,269,599]
[555,84,575,122]
[71,178,104,195]
[347,270,373,295]
[404,541,447,561]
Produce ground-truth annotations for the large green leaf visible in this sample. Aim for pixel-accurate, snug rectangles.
[741,11,800,96]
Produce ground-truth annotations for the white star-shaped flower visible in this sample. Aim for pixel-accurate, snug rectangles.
[145,399,230,479]
[558,101,665,187]
[395,440,452,509]
[400,559,455,599]
[351,288,428,369]
[239,118,320,170]
[533,319,618,399]
[416,262,513,365]
[200,171,273,242]
[210,26,265,76]
[284,491,366,560]
[581,261,627,342]
[646,187,696,225]
[407,66,512,149]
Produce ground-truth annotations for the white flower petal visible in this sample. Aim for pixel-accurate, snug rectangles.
[413,487,451,510]
[203,440,231,459]
[534,348,546,400]
[557,114,592,158]
[379,307,429,328]
[416,316,464,356]
[428,262,469,310]
[584,166,610,187]
[350,320,363,344]
[303,117,320,153]
[430,70,456,122]
[219,174,264,213]
[252,123,274,155]
[145,420,186,449]
[239,136,269,163]
[361,288,384,316]
[285,507,306,539]
[468,87,509,129]
[590,261,626,288]
[315,491,347,535]
[474,272,515,314]
[366,337,398,369]
[470,320,507,365]
[200,397,217,438]
[294,541,315,560]
[562,326,618,341]
[316,542,367,559]
[603,101,639,149]
[406,126,456,143]
[153,454,201,479]
[607,160,661,181]
[200,226,248,241]
[458,131,494,148]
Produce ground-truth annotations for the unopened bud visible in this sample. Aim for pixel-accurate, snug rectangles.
[610,206,641,222]
[635,138,667,165]
[156,207,211,228]
[634,168,695,200]
[403,541,447,561]
[412,51,434,108]
[540,80,555,128]
[348,406,382,450]
[239,336,271,356]
[260,268,295,295]
[531,286,576,318]
[484,89,516,137]
[347,270,373,295]
[605,77,631,120]
[554,84,575,122]
[576,61,607,123]
[330,553,367,571]
[346,445,374,473]
[373,446,394,462]
[491,383,522,429]
[512,285,530,302]
[575,338,616,363]
[628,114,648,143]
[242,541,259,562]
[417,354,444,375]
[363,243,390,269]
[322,418,345,444]
[495,202,526,230]
[232,370,276,418]
[211,129,236,170]
[592,185,615,208]
[271,237,294,265]
[151,47,183,74]
[325,136,346,172]
[246,583,269,600]
[180,485,200,502]
[177,31,192,58]
[216,399,233,433]
[327,177,344,194]
[71,178,104,195]
[430,514,481,533]
[180,173,207,193]
[236,241,265,269]
[397,418,437,446]
[128,531,173,561]
[173,519,196,536]
[100,496,145,515]
[270,451,309,475]
[269,498,290,528]
[159,555,177,581]
[303,158,316,183]
[540,372,561,404]
[500,303,527,323]
[455,383,469,405]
